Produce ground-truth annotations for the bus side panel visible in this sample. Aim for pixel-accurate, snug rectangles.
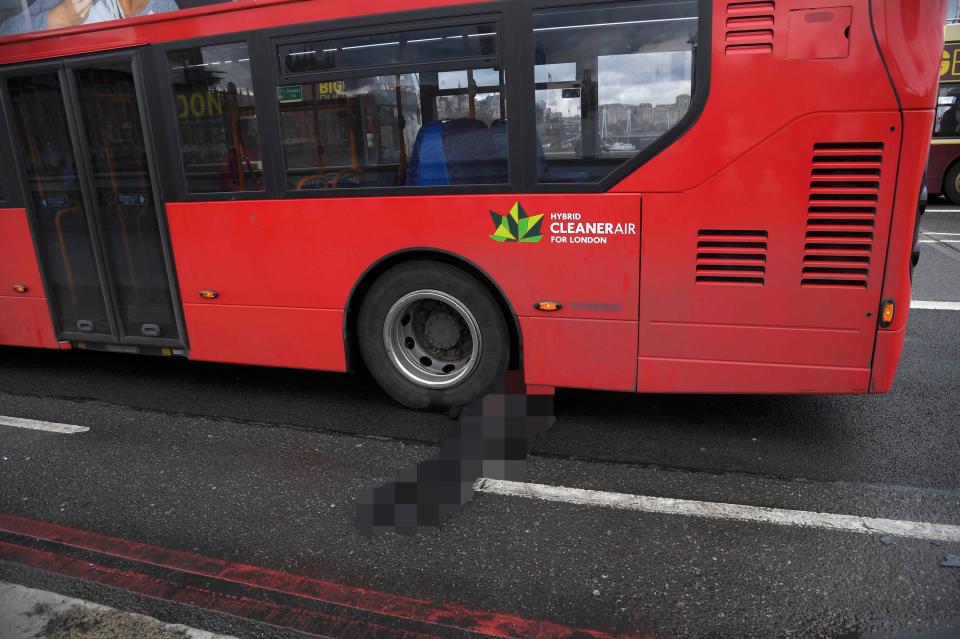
[869,0,947,111]
[165,195,640,390]
[0,208,59,349]
[521,318,637,392]
[637,358,869,395]
[636,112,900,394]
[181,304,347,371]
[869,109,936,393]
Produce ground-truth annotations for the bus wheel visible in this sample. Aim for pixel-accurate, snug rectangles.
[945,163,960,205]
[358,261,509,411]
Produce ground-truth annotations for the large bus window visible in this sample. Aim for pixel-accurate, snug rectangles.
[935,84,960,138]
[167,42,264,194]
[278,25,507,191]
[532,0,697,183]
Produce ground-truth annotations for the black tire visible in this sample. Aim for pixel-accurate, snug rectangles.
[357,260,509,410]
[944,162,960,205]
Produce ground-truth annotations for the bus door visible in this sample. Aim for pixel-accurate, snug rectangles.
[1,51,185,350]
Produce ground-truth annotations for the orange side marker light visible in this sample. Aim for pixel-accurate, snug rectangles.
[199,290,219,300]
[534,300,562,312]
[12,284,28,294]
[879,299,895,328]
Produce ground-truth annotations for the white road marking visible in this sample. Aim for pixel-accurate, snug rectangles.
[911,300,960,310]
[474,478,960,543]
[924,207,960,212]
[919,239,960,243]
[922,232,960,236]
[0,416,88,434]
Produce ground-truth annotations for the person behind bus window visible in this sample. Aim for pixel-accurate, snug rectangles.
[0,0,177,35]
[939,91,960,137]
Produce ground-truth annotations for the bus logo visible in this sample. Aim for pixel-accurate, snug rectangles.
[489,202,544,243]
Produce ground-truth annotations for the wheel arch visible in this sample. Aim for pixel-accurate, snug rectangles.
[343,248,522,373]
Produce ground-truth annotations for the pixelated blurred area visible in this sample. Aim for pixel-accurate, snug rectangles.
[357,373,555,536]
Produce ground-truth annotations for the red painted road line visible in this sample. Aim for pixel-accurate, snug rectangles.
[0,539,439,639]
[0,513,647,639]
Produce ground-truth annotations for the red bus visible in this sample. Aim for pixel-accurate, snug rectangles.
[0,0,945,411]
[929,22,960,204]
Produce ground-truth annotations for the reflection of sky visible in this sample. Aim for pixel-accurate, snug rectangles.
[598,51,691,105]
[536,50,691,116]
[438,67,500,89]
[170,44,254,97]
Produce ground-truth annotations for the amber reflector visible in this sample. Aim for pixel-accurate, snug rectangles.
[199,290,219,300]
[880,300,895,327]
[12,284,28,294]
[534,300,562,312]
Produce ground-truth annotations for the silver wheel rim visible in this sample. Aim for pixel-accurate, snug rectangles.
[382,289,481,389]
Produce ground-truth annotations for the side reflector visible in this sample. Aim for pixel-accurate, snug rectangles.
[879,299,895,327]
[12,284,28,294]
[199,290,219,300]
[534,300,562,312]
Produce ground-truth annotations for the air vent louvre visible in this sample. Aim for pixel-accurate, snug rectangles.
[802,142,884,289]
[696,229,767,285]
[725,1,775,54]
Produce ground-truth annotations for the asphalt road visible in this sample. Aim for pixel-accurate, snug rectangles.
[0,208,959,639]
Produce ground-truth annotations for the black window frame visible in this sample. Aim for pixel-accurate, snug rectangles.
[146,0,710,203]
[153,32,285,202]
[0,89,24,208]
[525,0,709,192]
[271,11,513,198]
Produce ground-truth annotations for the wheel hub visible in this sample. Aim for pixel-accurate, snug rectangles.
[382,290,482,389]
[423,310,461,350]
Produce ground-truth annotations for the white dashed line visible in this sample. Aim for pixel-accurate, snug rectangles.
[0,416,89,434]
[474,478,960,543]
[911,300,960,311]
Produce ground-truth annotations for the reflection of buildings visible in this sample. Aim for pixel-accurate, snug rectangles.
[537,93,691,154]
[600,93,691,136]
[436,93,502,124]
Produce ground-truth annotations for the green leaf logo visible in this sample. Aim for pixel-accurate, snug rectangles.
[489,202,544,243]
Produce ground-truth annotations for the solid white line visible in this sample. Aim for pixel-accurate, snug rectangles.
[474,478,960,543]
[911,300,960,310]
[924,207,960,212]
[922,231,960,236]
[0,416,88,434]
[918,239,960,243]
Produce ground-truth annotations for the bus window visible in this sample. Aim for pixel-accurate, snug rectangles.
[532,0,697,183]
[934,85,960,138]
[278,25,507,191]
[166,42,264,194]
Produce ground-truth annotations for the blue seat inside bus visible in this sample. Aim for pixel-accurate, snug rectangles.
[405,118,507,186]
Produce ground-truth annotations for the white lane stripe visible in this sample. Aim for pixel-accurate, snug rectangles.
[919,239,960,243]
[924,207,960,212]
[922,231,960,236]
[0,416,89,434]
[911,300,960,310]
[474,478,960,543]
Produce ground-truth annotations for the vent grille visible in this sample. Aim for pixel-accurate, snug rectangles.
[696,229,767,285]
[725,1,775,54]
[802,142,883,288]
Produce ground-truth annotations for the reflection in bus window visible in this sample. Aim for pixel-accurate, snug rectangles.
[277,23,498,76]
[532,0,697,183]
[935,85,960,138]
[167,42,264,193]
[279,70,507,190]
